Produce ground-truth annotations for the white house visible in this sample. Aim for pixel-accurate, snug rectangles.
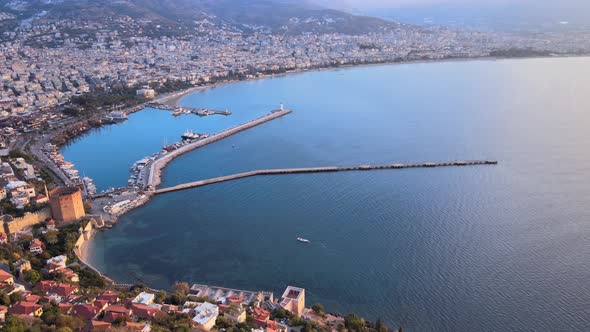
[192,302,219,330]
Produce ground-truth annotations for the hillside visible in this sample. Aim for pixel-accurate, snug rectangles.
[0,0,402,35]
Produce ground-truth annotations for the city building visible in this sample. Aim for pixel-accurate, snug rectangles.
[279,286,305,316]
[29,238,44,254]
[15,259,31,276]
[49,186,85,223]
[8,301,43,317]
[0,269,14,285]
[192,302,219,330]
[132,292,155,305]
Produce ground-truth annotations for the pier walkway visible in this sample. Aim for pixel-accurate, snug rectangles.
[154,160,498,194]
[147,109,293,188]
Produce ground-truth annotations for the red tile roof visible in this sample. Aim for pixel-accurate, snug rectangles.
[73,304,100,320]
[8,301,42,316]
[98,291,120,303]
[58,303,73,315]
[105,305,130,314]
[89,319,112,331]
[25,294,41,303]
[0,269,13,283]
[102,311,124,323]
[131,303,160,319]
[125,321,148,331]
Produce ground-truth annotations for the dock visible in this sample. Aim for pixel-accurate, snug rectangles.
[154,160,498,194]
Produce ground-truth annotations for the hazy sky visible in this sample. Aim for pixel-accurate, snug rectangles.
[315,0,589,10]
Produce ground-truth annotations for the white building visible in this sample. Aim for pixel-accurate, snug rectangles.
[132,292,155,305]
[280,286,305,317]
[192,302,219,330]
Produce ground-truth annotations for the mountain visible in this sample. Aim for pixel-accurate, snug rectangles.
[0,0,402,35]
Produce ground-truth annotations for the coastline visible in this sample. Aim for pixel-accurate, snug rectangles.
[153,54,590,108]
[67,54,587,288]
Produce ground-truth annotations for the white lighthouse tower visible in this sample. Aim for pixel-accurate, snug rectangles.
[279,102,284,111]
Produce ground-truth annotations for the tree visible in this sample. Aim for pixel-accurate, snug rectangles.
[375,318,388,332]
[43,231,59,245]
[64,232,79,253]
[311,303,325,316]
[271,307,287,319]
[10,291,25,304]
[23,269,42,285]
[155,290,167,304]
[215,316,230,328]
[173,281,189,296]
[0,290,10,305]
[344,314,365,332]
[4,315,27,332]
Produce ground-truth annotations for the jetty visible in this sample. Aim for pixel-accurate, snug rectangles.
[154,160,498,194]
[146,109,293,188]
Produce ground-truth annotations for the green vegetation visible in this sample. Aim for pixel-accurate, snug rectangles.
[489,48,553,58]
[312,303,325,316]
[23,269,42,284]
[68,86,147,116]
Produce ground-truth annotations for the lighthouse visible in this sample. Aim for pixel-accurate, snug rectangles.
[280,102,284,111]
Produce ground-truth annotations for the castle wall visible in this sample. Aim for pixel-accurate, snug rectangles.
[3,207,53,234]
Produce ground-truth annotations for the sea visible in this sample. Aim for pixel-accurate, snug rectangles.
[61,57,590,331]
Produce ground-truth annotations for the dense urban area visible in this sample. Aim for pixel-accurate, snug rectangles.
[1,0,590,331]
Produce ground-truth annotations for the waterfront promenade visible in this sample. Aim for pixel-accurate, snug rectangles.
[146,109,293,188]
[155,160,498,194]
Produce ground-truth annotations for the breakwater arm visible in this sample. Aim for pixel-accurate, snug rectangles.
[154,160,498,194]
[147,109,292,188]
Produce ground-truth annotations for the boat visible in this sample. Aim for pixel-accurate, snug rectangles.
[181,129,200,140]
[297,237,310,243]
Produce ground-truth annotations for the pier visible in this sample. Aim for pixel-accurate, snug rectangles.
[154,160,498,194]
[146,109,293,188]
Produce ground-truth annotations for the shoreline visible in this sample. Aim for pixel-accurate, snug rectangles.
[152,53,590,108]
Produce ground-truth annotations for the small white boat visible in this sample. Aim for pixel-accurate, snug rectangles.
[297,237,310,243]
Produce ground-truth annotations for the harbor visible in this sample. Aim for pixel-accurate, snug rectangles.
[146,108,293,188]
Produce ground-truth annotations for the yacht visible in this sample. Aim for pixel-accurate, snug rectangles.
[297,237,310,243]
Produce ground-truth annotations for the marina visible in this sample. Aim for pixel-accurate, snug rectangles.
[145,102,232,117]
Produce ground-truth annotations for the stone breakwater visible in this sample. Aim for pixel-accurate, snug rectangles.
[155,160,499,194]
[146,109,293,188]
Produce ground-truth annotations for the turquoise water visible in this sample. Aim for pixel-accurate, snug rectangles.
[69,58,590,331]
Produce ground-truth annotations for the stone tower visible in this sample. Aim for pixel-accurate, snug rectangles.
[49,187,85,224]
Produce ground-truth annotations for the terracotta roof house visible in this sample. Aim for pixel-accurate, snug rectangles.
[88,319,112,331]
[131,303,161,320]
[98,291,120,303]
[252,307,271,327]
[29,238,44,254]
[9,301,43,317]
[73,304,101,321]
[58,303,73,315]
[102,311,124,323]
[104,304,131,315]
[0,269,14,285]
[25,294,41,303]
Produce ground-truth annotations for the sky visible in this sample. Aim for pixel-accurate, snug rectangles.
[312,0,590,31]
[315,0,586,9]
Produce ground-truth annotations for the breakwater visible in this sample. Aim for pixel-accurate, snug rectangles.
[155,160,498,194]
[146,109,293,188]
